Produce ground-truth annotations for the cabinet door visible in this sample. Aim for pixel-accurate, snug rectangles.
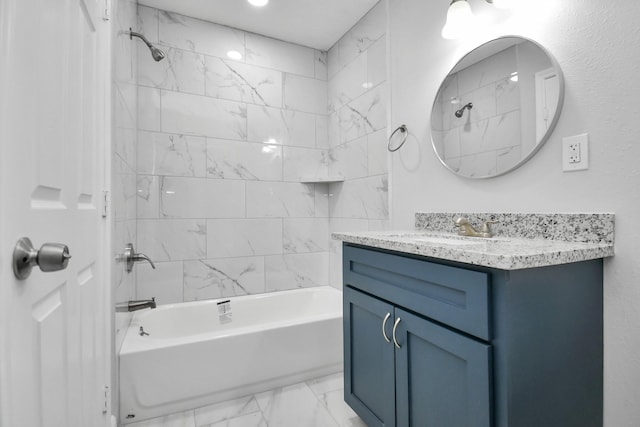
[394,308,492,427]
[344,286,397,427]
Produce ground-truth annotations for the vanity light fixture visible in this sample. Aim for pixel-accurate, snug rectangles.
[441,0,474,40]
[248,0,269,7]
[442,0,515,40]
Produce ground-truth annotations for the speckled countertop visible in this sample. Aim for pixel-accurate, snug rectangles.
[332,213,615,270]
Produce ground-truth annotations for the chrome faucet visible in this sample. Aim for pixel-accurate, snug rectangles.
[454,217,497,238]
[121,243,156,272]
[116,298,156,312]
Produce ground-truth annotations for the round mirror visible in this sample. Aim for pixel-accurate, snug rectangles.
[430,36,564,178]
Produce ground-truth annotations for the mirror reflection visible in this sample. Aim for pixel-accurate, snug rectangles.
[430,36,564,178]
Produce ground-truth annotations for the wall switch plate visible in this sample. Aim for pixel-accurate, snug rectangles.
[562,133,589,171]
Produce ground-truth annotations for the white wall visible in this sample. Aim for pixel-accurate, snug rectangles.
[388,0,640,425]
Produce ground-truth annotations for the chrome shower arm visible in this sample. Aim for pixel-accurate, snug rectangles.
[129,30,153,48]
[128,27,166,62]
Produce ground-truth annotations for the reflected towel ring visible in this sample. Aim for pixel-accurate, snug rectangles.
[388,124,408,152]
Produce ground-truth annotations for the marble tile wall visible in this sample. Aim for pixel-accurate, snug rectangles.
[135,6,331,303]
[435,45,523,176]
[327,1,390,287]
[112,0,139,419]
[113,0,138,352]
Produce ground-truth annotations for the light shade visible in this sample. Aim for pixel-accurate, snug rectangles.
[248,0,269,6]
[441,0,474,40]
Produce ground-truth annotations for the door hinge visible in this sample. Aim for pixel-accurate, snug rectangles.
[101,190,109,218]
[103,0,111,21]
[102,385,111,414]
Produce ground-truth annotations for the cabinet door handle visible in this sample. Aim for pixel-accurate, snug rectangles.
[392,317,402,349]
[382,312,392,343]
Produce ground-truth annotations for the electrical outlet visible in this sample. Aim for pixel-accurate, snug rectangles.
[568,143,581,164]
[563,133,589,172]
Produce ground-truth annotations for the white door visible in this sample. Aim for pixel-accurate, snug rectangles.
[535,67,560,141]
[0,0,111,426]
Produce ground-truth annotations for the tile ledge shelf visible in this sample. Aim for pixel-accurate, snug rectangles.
[299,177,345,184]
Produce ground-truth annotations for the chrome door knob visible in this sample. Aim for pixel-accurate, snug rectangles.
[13,237,71,280]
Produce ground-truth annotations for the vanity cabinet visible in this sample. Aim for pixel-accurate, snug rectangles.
[342,244,603,427]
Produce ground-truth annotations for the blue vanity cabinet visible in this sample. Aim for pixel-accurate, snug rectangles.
[343,286,397,427]
[394,307,492,427]
[344,286,492,427]
[342,243,604,427]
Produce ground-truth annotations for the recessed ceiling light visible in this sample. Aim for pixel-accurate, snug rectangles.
[248,0,269,7]
[227,50,243,60]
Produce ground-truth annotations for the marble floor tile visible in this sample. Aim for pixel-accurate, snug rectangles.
[319,389,367,427]
[306,373,344,397]
[202,412,267,427]
[127,373,365,427]
[194,396,261,426]
[306,373,365,427]
[255,383,340,427]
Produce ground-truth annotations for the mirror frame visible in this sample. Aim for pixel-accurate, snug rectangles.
[430,35,565,179]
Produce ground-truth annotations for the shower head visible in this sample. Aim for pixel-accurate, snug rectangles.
[129,28,165,62]
[454,102,473,118]
[149,45,166,62]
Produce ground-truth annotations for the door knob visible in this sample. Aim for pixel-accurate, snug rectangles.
[12,237,71,280]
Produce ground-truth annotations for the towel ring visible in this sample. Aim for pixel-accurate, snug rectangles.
[388,124,408,152]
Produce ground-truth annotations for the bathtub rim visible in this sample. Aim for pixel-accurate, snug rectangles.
[120,286,343,354]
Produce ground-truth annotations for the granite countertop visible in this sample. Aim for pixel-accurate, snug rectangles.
[332,213,615,270]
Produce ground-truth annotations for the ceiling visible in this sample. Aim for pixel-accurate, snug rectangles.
[137,0,380,50]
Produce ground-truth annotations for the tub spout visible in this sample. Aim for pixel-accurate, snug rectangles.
[116,298,156,312]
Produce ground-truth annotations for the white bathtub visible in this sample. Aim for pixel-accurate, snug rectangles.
[119,286,343,424]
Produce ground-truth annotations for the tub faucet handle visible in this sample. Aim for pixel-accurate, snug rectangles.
[121,243,156,272]
[132,252,156,269]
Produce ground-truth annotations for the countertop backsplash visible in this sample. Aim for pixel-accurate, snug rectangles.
[414,212,614,245]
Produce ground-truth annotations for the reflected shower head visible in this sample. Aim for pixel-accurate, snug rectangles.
[454,102,473,118]
[129,28,165,62]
